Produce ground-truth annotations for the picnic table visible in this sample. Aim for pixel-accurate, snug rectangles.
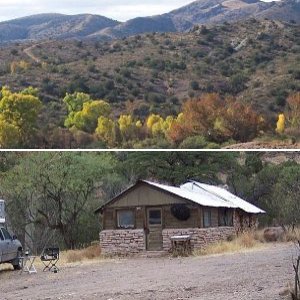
[170,235,192,256]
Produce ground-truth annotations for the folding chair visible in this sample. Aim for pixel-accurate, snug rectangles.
[40,247,60,272]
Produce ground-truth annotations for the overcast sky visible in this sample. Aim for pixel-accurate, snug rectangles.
[0,0,279,22]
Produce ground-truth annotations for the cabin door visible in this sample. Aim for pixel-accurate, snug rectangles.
[146,207,163,251]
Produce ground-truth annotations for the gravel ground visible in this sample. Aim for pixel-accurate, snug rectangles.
[0,243,296,300]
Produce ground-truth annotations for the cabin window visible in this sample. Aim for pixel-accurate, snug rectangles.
[148,209,162,225]
[203,208,212,228]
[117,210,135,229]
[218,208,233,227]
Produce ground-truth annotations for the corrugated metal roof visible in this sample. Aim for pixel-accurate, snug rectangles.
[189,181,265,214]
[144,180,265,214]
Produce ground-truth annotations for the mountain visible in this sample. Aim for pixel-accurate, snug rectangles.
[0,0,299,44]
[0,13,120,43]
[82,0,300,40]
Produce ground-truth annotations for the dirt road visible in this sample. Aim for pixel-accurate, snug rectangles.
[0,243,295,300]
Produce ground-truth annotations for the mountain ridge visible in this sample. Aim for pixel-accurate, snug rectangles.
[0,0,299,44]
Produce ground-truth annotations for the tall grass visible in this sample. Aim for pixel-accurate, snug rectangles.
[64,244,101,263]
[283,228,300,242]
[195,231,262,256]
[195,227,300,257]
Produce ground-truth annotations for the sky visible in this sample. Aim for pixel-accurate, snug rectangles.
[0,0,280,22]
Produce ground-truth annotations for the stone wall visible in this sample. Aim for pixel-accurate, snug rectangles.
[162,227,236,252]
[100,229,145,255]
[100,227,236,255]
[234,210,258,233]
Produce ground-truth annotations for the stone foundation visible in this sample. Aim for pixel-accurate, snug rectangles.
[100,227,236,255]
[100,229,145,255]
[162,227,236,252]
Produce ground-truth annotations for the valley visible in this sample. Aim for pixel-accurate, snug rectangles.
[0,0,299,148]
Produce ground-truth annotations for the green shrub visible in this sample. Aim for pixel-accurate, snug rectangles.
[190,81,199,90]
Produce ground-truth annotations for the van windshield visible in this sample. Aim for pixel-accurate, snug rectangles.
[1,228,12,240]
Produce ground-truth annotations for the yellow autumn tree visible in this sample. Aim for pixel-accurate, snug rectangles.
[0,118,21,148]
[0,87,42,147]
[96,116,115,146]
[118,114,141,140]
[72,100,111,133]
[136,120,143,129]
[163,116,175,132]
[146,114,164,136]
[276,113,285,134]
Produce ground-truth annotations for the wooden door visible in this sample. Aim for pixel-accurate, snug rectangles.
[147,208,163,251]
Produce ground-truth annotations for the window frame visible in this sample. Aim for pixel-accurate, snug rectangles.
[148,208,162,226]
[218,208,233,227]
[116,209,135,229]
[203,208,212,228]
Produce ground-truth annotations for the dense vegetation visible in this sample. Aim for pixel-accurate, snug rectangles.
[1,151,300,251]
[0,19,299,148]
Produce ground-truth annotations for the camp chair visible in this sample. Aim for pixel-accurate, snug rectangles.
[40,247,60,272]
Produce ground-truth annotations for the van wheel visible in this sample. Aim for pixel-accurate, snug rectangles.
[12,250,22,270]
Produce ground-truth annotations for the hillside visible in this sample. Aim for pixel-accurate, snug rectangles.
[0,17,299,148]
[1,19,299,113]
[0,0,299,44]
[0,14,120,43]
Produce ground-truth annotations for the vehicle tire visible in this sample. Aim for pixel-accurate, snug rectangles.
[12,250,22,270]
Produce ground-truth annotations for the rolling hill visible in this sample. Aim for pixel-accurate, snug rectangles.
[0,13,120,43]
[0,0,299,44]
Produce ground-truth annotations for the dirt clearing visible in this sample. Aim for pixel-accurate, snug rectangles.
[0,243,295,300]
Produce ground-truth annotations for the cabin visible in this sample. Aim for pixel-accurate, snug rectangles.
[95,180,265,255]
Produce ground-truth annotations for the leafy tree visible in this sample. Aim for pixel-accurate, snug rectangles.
[64,92,111,133]
[168,94,224,143]
[118,115,142,141]
[0,119,20,148]
[96,116,115,146]
[0,87,42,147]
[286,93,300,128]
[272,165,300,226]
[1,152,119,249]
[146,114,164,136]
[120,152,238,186]
[168,94,262,144]
[73,100,111,133]
[64,92,92,127]
[222,99,263,142]
[276,113,285,134]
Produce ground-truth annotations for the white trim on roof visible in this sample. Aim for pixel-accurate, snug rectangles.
[143,180,265,214]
